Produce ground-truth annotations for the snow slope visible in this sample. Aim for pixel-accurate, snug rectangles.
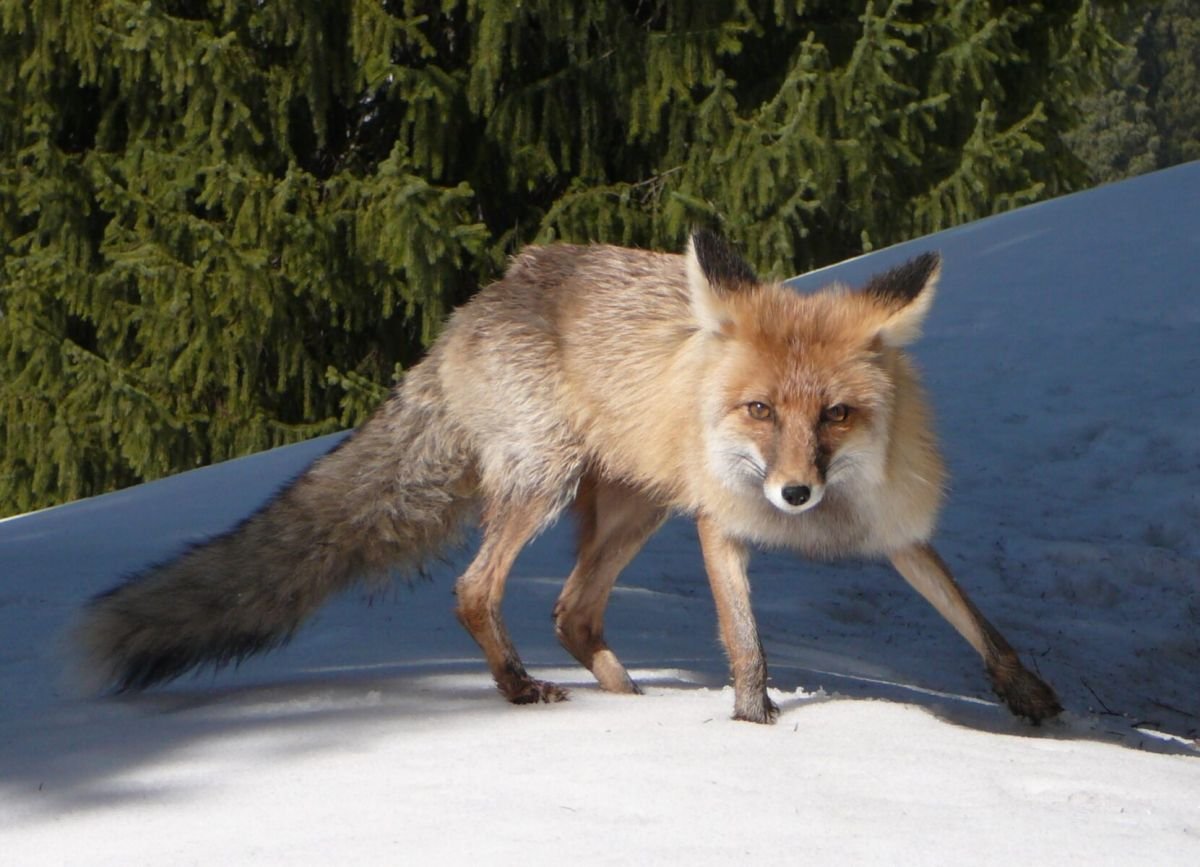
[2,164,1198,864]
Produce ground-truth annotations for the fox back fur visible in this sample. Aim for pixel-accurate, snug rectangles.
[78,230,1062,724]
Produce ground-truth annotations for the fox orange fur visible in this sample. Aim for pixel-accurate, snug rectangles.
[77,230,1062,724]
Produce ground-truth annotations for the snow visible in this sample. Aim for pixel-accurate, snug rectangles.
[2,164,1199,863]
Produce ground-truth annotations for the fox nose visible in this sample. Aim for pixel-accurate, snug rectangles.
[781,484,811,506]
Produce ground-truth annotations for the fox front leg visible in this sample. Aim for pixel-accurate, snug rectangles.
[697,517,779,724]
[888,542,1062,723]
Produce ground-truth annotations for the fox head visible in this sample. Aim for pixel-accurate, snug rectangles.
[688,230,941,517]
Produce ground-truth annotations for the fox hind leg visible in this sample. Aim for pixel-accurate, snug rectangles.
[554,475,667,694]
[455,497,567,704]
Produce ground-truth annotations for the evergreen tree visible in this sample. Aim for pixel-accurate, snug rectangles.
[1141,0,1200,167]
[0,0,1123,517]
[1064,18,1160,185]
[1066,0,1200,182]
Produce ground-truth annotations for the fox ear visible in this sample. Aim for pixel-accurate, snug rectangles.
[862,251,941,347]
[686,229,758,334]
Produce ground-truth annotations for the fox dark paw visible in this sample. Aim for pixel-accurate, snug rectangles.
[990,658,1062,724]
[506,678,570,705]
[733,693,779,725]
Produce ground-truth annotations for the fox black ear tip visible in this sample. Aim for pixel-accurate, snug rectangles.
[686,228,758,287]
[687,227,721,251]
[911,250,942,278]
[861,249,943,310]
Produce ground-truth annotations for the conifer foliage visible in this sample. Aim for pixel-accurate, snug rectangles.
[1,1,1120,515]
[1141,0,1200,168]
[1065,0,1200,184]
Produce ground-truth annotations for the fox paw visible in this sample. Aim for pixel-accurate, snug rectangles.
[733,693,780,725]
[506,678,570,705]
[990,659,1062,724]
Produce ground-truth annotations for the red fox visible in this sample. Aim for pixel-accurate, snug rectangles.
[77,230,1062,724]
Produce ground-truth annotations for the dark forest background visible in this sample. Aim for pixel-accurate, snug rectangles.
[2,0,1195,516]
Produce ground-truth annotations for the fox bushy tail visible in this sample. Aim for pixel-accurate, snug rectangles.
[77,364,477,692]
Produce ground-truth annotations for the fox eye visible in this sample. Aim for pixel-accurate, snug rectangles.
[746,401,773,421]
[822,404,851,423]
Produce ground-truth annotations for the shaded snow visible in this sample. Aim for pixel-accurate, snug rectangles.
[2,164,1198,863]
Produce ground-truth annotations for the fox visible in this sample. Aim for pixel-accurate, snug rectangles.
[76,229,1062,724]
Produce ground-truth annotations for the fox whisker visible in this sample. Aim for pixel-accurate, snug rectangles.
[725,450,767,479]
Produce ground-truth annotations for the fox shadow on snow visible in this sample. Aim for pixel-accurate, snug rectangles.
[2,653,1194,820]
[4,521,1196,817]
